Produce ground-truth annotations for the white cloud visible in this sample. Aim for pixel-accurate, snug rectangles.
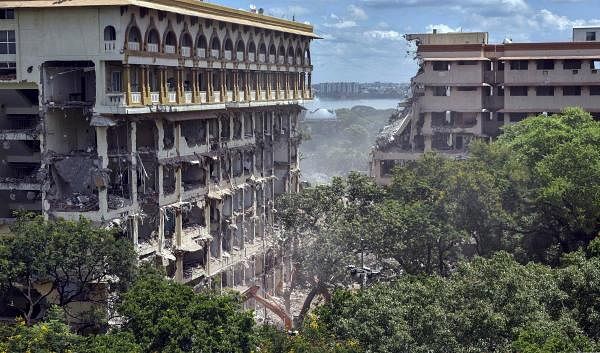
[364,30,403,40]
[267,5,309,19]
[324,20,358,29]
[425,23,462,33]
[534,9,600,31]
[348,4,368,20]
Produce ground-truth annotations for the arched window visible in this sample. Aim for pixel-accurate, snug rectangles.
[248,42,256,61]
[278,44,285,64]
[211,37,221,58]
[296,47,303,65]
[127,25,141,50]
[287,46,294,64]
[224,38,233,60]
[104,26,116,41]
[197,35,207,57]
[305,48,311,65]
[180,33,193,57]
[258,42,266,62]
[164,31,177,54]
[147,28,160,52]
[268,44,276,63]
[236,40,245,61]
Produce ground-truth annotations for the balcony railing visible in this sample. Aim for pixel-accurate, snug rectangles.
[224,51,232,60]
[250,90,256,101]
[130,92,142,104]
[197,48,206,58]
[226,91,233,102]
[239,90,245,101]
[259,54,266,63]
[279,90,285,98]
[269,92,276,100]
[150,92,160,104]
[211,49,220,58]
[168,91,177,103]
[287,57,293,65]
[296,58,302,65]
[105,92,124,105]
[236,52,244,61]
[248,53,255,62]
[147,43,159,52]
[260,91,267,100]
[127,42,140,51]
[269,55,275,63]
[185,91,192,104]
[278,57,284,65]
[165,45,176,54]
[200,91,207,103]
[181,47,191,57]
[104,41,116,52]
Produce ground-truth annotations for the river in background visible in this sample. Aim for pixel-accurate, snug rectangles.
[302,97,401,111]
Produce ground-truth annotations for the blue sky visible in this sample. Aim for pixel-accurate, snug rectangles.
[211,0,600,83]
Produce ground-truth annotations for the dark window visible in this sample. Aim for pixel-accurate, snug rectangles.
[563,60,581,70]
[497,61,505,71]
[510,86,528,96]
[590,86,600,95]
[510,60,528,70]
[510,113,527,122]
[457,60,477,65]
[432,61,449,71]
[563,86,581,96]
[380,160,396,177]
[103,26,116,41]
[497,86,505,96]
[0,9,14,19]
[536,60,554,70]
[496,113,504,122]
[536,86,554,96]
[587,31,596,41]
[0,30,15,54]
[457,86,476,91]
[432,86,450,96]
[0,61,16,79]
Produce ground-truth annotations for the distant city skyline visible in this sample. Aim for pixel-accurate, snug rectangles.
[211,0,600,83]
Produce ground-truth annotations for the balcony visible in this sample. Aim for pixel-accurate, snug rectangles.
[259,54,266,63]
[279,90,285,98]
[260,91,267,100]
[239,90,246,101]
[248,53,255,62]
[184,91,192,104]
[130,92,142,104]
[181,47,191,57]
[226,91,233,102]
[127,42,140,51]
[105,93,125,105]
[269,55,275,63]
[150,92,160,104]
[200,91,207,103]
[197,48,206,58]
[236,52,244,61]
[269,91,276,100]
[213,92,221,103]
[224,51,232,60]
[104,41,116,52]
[147,43,159,53]
[211,49,220,58]
[287,57,293,65]
[278,57,284,65]
[250,90,256,101]
[165,45,176,54]
[296,58,302,65]
[168,91,177,103]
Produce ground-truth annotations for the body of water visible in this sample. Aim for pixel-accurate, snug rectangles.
[302,97,401,111]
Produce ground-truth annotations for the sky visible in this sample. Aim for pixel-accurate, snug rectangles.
[210,0,600,83]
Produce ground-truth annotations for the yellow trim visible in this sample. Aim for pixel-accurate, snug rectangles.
[0,82,38,89]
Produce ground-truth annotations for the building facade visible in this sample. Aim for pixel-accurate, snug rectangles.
[371,28,600,185]
[0,0,315,289]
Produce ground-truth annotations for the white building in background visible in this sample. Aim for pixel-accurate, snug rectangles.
[371,27,600,185]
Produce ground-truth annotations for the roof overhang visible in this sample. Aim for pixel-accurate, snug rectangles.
[1,0,320,39]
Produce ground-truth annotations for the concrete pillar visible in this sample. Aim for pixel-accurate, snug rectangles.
[192,68,200,103]
[124,64,132,105]
[176,67,183,104]
[96,126,109,214]
[160,67,167,104]
[129,121,138,206]
[220,69,226,102]
[140,66,148,104]
[308,73,312,98]
[130,215,139,245]
[207,69,213,103]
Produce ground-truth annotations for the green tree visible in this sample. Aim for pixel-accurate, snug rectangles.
[117,269,256,353]
[0,214,137,326]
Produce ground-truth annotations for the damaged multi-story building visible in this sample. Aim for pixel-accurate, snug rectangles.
[0,0,315,291]
[371,27,600,185]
